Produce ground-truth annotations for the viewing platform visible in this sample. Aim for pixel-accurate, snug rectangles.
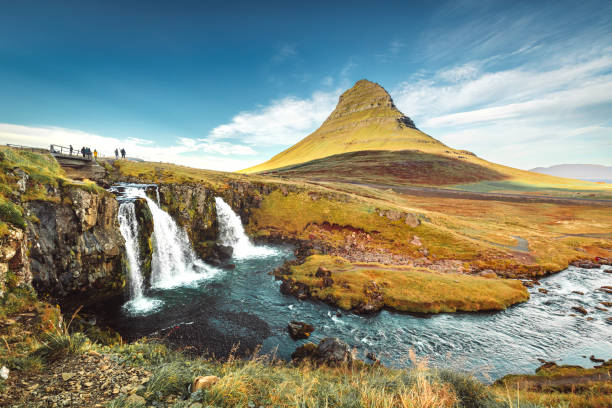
[49,144,93,167]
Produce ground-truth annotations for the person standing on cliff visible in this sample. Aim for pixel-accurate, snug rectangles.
[69,145,73,155]
[121,148,126,159]
[114,148,119,159]
[93,149,98,159]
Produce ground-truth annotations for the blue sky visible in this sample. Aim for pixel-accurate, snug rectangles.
[1,0,611,171]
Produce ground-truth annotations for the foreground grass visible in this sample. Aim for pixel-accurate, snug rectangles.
[281,255,529,313]
[1,290,607,407]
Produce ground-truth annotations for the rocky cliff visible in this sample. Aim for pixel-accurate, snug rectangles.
[155,183,218,259]
[0,147,126,301]
[26,187,125,299]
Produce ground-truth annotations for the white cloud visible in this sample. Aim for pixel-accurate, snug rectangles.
[389,40,404,55]
[272,44,297,63]
[207,89,341,146]
[390,53,612,169]
[0,123,260,172]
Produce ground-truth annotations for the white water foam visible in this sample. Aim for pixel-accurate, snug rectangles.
[214,197,278,259]
[143,194,219,289]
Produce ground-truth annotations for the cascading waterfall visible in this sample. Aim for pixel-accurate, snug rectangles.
[143,195,217,288]
[115,184,219,314]
[214,197,277,258]
[117,195,163,315]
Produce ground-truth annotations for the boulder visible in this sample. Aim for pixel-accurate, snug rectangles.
[598,286,612,294]
[405,213,420,228]
[191,375,219,392]
[291,342,318,361]
[572,260,600,269]
[317,338,354,365]
[571,306,588,315]
[366,352,378,362]
[478,270,497,279]
[410,235,422,247]
[354,280,384,314]
[287,321,315,340]
[538,288,548,294]
[291,338,355,366]
[214,244,233,261]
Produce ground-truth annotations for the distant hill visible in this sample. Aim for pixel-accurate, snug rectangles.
[530,164,612,183]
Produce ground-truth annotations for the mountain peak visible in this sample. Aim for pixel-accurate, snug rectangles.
[327,79,416,128]
[240,79,443,174]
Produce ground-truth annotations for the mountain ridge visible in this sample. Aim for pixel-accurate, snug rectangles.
[530,164,612,182]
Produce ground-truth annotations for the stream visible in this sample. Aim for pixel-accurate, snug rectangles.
[100,184,612,381]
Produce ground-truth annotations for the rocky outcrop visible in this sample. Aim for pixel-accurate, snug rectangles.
[26,187,125,299]
[291,337,355,366]
[0,227,30,297]
[133,198,154,287]
[287,321,315,340]
[156,183,218,260]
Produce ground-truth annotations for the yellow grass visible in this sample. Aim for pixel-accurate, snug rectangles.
[284,255,529,313]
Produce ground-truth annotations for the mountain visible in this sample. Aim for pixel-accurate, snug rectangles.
[240,79,451,174]
[530,164,612,183]
[240,79,612,195]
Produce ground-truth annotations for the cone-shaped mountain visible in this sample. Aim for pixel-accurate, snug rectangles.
[240,79,449,174]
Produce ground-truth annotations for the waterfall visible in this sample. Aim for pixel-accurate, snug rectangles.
[214,197,277,259]
[143,195,217,289]
[117,195,162,315]
[118,202,144,299]
[115,184,218,314]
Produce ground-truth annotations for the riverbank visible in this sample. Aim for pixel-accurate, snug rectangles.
[1,294,611,407]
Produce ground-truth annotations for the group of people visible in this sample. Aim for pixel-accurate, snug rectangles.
[69,145,97,159]
[64,144,126,160]
[115,148,126,159]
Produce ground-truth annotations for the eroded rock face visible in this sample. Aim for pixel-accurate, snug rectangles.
[26,188,125,299]
[133,198,153,287]
[0,227,30,297]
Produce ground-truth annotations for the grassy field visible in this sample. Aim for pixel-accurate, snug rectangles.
[111,157,612,279]
[280,255,529,313]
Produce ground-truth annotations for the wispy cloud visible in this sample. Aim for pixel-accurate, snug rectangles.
[391,51,612,169]
[207,89,341,146]
[0,123,260,171]
[272,43,297,63]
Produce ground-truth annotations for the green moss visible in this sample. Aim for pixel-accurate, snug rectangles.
[0,197,26,229]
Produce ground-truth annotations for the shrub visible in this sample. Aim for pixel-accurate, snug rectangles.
[438,370,502,408]
[0,199,26,229]
[36,331,89,362]
[143,361,193,401]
